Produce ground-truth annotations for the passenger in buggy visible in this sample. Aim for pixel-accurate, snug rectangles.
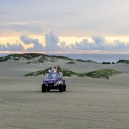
[53,66,57,73]
[46,66,63,79]
[56,67,63,79]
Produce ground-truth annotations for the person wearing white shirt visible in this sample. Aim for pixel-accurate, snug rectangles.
[53,66,57,73]
[48,67,53,73]
[56,67,63,79]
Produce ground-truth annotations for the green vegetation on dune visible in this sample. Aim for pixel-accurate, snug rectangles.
[0,56,8,62]
[0,53,72,63]
[24,68,77,77]
[102,60,129,64]
[24,68,121,79]
[24,68,49,76]
[102,62,111,64]
[76,59,97,63]
[117,60,129,64]
[76,59,87,62]
[102,62,115,64]
[62,69,77,76]
[0,53,45,62]
[77,69,121,79]
[66,61,75,64]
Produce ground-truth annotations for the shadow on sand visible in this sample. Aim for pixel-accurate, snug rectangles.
[24,90,73,93]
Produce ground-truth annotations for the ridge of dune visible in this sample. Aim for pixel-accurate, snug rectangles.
[0,53,99,64]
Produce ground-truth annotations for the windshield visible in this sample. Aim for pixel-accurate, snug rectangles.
[45,73,61,79]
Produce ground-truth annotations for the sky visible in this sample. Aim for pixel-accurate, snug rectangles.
[0,0,129,53]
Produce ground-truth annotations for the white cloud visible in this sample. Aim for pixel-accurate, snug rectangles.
[1,33,129,52]
[69,35,129,51]
[45,31,60,51]
[6,43,24,51]
[0,43,24,51]
[20,35,44,51]
[60,41,67,49]
[0,44,6,51]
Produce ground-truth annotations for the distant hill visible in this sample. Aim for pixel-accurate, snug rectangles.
[0,53,73,63]
[0,53,101,64]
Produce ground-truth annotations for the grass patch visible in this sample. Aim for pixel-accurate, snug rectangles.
[24,68,121,79]
[0,53,72,63]
[102,62,111,64]
[24,68,77,77]
[24,68,49,76]
[66,61,75,64]
[117,60,129,64]
[50,60,57,62]
[37,57,45,63]
[14,58,20,61]
[77,69,121,79]
[61,69,77,77]
[76,59,97,63]
[76,59,86,62]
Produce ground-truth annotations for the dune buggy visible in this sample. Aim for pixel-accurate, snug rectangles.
[42,73,66,92]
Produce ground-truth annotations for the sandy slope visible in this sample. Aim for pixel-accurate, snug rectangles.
[0,61,129,129]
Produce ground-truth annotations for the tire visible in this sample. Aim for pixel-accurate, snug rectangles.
[47,87,50,92]
[59,84,63,92]
[42,84,46,92]
[63,85,66,91]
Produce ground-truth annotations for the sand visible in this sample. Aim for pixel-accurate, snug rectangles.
[0,60,129,129]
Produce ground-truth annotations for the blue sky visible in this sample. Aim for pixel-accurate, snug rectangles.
[0,0,129,53]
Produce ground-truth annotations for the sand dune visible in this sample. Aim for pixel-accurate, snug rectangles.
[0,60,129,129]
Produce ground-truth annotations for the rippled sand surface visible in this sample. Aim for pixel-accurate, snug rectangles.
[0,61,129,129]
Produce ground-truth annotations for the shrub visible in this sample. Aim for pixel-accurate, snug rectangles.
[102,62,111,64]
[24,68,121,80]
[66,61,75,64]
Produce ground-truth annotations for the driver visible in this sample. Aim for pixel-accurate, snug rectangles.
[48,67,53,73]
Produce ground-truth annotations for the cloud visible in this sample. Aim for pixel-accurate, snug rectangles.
[0,43,24,51]
[1,33,129,52]
[69,35,129,51]
[45,31,60,50]
[20,35,44,51]
[60,41,67,49]
[0,44,6,51]
[112,40,129,50]
[6,43,24,51]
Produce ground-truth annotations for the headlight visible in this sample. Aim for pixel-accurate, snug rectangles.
[58,81,62,84]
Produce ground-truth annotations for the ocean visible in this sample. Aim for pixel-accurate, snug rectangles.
[49,54,129,63]
[0,53,129,63]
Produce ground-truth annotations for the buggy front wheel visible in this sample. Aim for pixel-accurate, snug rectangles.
[47,87,50,92]
[63,85,66,91]
[59,84,63,92]
[42,84,46,92]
